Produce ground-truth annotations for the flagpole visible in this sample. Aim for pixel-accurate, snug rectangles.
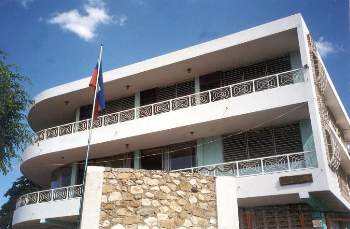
[78,44,103,229]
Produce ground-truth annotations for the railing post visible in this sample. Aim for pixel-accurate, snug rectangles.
[236,162,240,177]
[287,154,291,171]
[276,74,280,87]
[260,158,264,174]
[252,79,256,92]
[65,187,68,200]
[208,91,212,102]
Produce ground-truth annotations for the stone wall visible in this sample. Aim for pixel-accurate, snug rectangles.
[100,168,217,229]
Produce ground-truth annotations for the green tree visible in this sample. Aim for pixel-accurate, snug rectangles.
[0,50,32,175]
[0,176,40,229]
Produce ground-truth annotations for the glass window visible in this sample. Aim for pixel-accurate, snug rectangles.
[169,148,196,170]
[141,148,163,170]
[169,142,196,170]
[50,165,72,188]
[141,141,196,171]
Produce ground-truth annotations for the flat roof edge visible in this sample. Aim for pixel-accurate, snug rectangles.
[31,13,303,109]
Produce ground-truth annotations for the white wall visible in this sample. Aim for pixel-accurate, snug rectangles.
[216,176,239,229]
[12,198,80,226]
[81,166,105,229]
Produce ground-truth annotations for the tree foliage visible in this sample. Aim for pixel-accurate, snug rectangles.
[0,50,32,175]
[0,176,40,229]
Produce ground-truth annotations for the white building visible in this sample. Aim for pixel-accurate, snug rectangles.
[12,14,350,228]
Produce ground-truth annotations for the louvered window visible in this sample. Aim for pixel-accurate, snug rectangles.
[200,55,291,91]
[223,123,303,162]
[140,80,195,106]
[223,133,247,162]
[247,129,275,158]
[79,95,135,120]
[199,72,222,92]
[273,124,303,154]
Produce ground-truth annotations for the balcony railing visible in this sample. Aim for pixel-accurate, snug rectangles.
[16,184,83,209]
[33,68,304,143]
[172,151,317,177]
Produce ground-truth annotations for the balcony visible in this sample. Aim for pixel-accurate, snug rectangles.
[33,68,304,143]
[15,184,83,209]
[14,150,317,227]
[12,185,83,228]
[172,151,317,177]
[16,151,315,210]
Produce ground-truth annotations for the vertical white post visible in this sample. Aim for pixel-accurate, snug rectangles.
[287,154,291,171]
[216,176,239,229]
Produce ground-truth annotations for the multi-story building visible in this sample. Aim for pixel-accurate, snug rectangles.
[12,14,350,228]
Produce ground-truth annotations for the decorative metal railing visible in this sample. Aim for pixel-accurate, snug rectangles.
[172,151,317,177]
[33,68,304,143]
[16,184,83,209]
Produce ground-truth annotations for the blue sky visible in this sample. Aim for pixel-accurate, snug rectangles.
[0,0,349,206]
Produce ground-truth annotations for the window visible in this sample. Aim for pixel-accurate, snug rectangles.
[141,141,196,170]
[141,148,163,170]
[223,123,303,162]
[90,152,134,168]
[50,166,72,188]
[199,55,291,91]
[140,80,195,106]
[79,95,135,120]
[169,143,196,170]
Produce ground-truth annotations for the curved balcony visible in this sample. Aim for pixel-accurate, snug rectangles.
[13,185,82,228]
[33,68,304,143]
[23,68,308,186]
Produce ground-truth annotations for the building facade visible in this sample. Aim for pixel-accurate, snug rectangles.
[12,14,350,228]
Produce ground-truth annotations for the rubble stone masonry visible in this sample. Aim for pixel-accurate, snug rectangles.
[99,168,217,229]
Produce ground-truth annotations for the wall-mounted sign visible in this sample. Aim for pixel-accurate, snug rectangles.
[279,174,313,186]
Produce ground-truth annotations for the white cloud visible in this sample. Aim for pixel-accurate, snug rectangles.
[117,15,127,26]
[19,0,34,8]
[315,37,341,58]
[47,0,125,42]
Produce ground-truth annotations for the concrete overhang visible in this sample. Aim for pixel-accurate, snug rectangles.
[28,14,304,132]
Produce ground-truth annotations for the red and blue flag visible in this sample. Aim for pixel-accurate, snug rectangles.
[89,62,105,118]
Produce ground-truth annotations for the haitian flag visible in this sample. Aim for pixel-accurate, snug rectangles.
[89,62,106,118]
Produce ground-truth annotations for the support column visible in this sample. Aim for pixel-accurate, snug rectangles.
[134,150,141,169]
[135,91,140,119]
[81,166,105,229]
[75,107,80,121]
[216,176,239,229]
[194,76,200,93]
[70,164,78,185]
